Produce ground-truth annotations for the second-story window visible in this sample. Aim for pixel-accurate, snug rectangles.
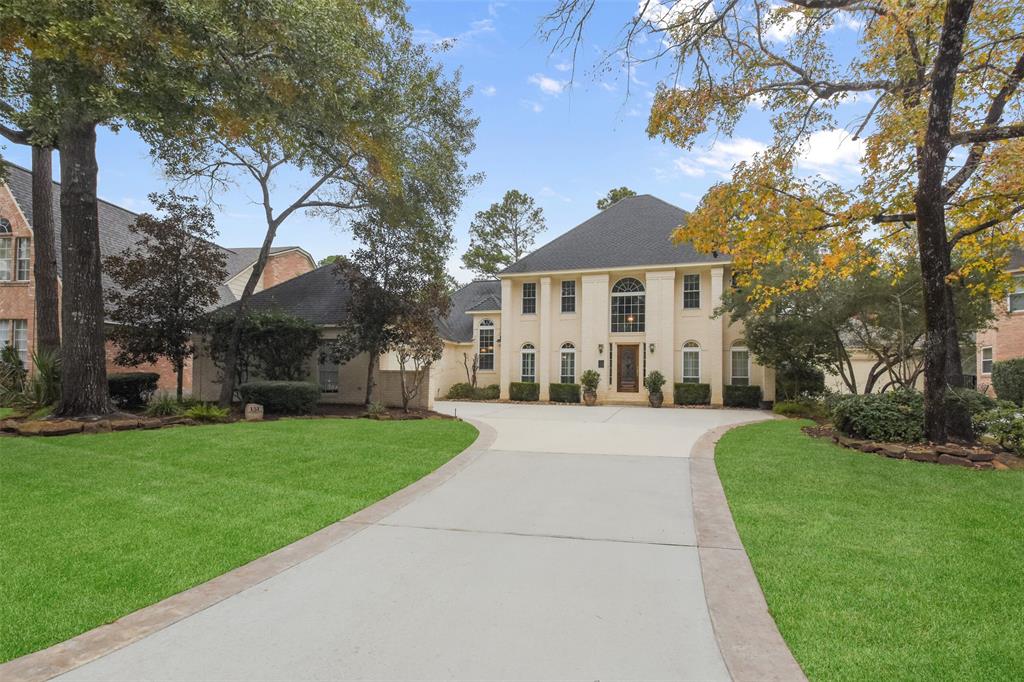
[561,280,576,313]
[478,319,495,370]
[611,277,645,332]
[1010,274,1024,313]
[0,219,11,282]
[522,282,537,314]
[15,238,30,281]
[682,274,700,309]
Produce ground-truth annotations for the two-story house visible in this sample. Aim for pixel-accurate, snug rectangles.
[0,162,315,392]
[977,248,1024,395]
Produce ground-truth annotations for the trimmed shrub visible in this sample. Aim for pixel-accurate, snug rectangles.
[674,382,711,405]
[238,381,320,415]
[184,403,230,423]
[724,384,762,408]
[509,382,540,401]
[446,383,499,400]
[773,397,827,420]
[831,390,924,442]
[776,363,825,400]
[974,405,1024,454]
[549,383,581,403]
[992,358,1024,406]
[108,372,160,409]
[580,369,601,393]
[643,370,667,395]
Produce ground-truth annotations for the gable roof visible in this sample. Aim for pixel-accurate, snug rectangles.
[217,263,352,325]
[437,280,501,342]
[500,194,726,275]
[2,162,304,303]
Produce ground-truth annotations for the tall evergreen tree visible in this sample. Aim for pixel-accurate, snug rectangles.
[461,190,546,278]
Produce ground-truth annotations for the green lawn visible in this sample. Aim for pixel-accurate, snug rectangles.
[0,418,476,662]
[0,407,14,419]
[716,420,1024,681]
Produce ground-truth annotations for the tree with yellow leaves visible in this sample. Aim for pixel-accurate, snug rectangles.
[544,0,1024,441]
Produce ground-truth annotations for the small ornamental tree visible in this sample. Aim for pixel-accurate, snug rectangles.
[596,186,637,210]
[461,190,546,278]
[393,314,444,412]
[104,192,227,400]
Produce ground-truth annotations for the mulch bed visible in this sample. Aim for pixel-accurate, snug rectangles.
[803,424,1024,471]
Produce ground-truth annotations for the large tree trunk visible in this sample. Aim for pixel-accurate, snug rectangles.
[32,145,61,355]
[176,358,185,401]
[55,119,111,416]
[914,0,975,443]
[364,348,378,406]
[217,220,280,407]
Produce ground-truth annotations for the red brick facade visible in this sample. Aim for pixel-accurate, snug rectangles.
[263,250,314,289]
[977,278,1024,396]
[0,185,39,368]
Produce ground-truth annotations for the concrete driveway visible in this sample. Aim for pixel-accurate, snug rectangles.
[58,402,772,681]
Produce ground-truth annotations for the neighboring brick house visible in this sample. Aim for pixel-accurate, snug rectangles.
[976,249,1024,396]
[0,162,315,393]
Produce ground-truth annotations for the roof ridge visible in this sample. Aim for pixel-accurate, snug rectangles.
[3,160,144,218]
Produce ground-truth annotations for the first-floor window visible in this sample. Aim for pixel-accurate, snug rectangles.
[682,341,700,383]
[0,319,29,368]
[982,347,993,374]
[731,346,750,386]
[478,319,495,370]
[560,342,576,383]
[318,343,339,393]
[521,343,536,383]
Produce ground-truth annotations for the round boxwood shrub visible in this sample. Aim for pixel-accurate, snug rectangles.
[992,358,1024,406]
[108,372,160,410]
[549,383,581,403]
[831,390,924,442]
[238,381,320,415]
[674,382,711,405]
[446,382,476,400]
[509,382,539,401]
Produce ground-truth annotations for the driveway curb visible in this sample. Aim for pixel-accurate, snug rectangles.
[1,418,495,682]
[689,419,808,682]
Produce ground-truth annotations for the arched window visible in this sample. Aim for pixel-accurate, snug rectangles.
[559,342,576,384]
[682,341,701,384]
[520,343,536,383]
[478,319,495,371]
[611,277,645,332]
[730,341,750,386]
[0,218,11,233]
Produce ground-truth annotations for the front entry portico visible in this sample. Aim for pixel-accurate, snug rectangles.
[616,344,640,392]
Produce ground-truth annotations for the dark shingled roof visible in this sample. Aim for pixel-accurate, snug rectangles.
[437,280,501,342]
[2,162,301,303]
[217,264,352,325]
[501,194,726,274]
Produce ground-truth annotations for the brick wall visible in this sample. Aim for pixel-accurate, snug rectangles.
[977,296,1024,396]
[263,250,314,289]
[0,185,37,364]
[105,339,193,394]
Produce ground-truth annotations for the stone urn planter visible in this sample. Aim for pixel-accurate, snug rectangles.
[582,388,598,406]
[643,370,667,409]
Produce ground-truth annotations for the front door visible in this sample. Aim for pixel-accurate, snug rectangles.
[617,344,640,392]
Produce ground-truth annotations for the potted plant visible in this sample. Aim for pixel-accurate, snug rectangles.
[644,370,666,408]
[580,369,601,406]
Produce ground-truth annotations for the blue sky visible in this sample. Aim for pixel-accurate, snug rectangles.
[2,1,867,283]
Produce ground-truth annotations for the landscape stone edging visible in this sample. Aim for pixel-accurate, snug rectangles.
[829,433,1000,470]
[689,418,808,682]
[0,418,495,682]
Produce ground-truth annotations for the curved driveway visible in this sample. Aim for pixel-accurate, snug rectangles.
[59,402,772,681]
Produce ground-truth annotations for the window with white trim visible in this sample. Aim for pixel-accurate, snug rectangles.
[561,280,576,313]
[731,345,750,386]
[317,342,340,393]
[15,238,30,281]
[560,342,576,384]
[1010,274,1024,313]
[0,234,11,282]
[682,274,700,309]
[521,343,536,382]
[522,282,537,314]
[0,319,29,368]
[611,277,645,332]
[682,341,701,383]
[478,319,495,370]
[982,347,993,374]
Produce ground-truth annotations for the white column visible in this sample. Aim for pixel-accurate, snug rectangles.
[538,276,552,400]
[499,278,513,400]
[581,274,610,398]
[645,270,676,392]
[709,267,725,405]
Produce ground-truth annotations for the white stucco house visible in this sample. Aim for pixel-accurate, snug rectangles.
[192,194,775,408]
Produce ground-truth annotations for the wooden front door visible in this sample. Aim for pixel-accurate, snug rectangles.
[617,344,640,392]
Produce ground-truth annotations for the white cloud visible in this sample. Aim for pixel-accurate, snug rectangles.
[528,73,567,96]
[554,62,572,72]
[487,1,506,18]
[673,160,706,177]
[479,84,497,96]
[638,0,714,31]
[600,81,617,92]
[797,128,865,178]
[666,136,768,180]
[520,99,544,113]
[764,4,804,42]
[413,18,495,50]
[540,186,573,203]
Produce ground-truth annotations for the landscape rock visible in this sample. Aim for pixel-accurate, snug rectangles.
[906,447,939,463]
[82,421,113,435]
[138,418,163,430]
[0,419,18,433]
[938,453,974,468]
[110,419,141,431]
[935,443,970,457]
[973,461,994,470]
[965,449,996,462]
[877,443,907,459]
[855,442,883,453]
[837,436,868,449]
[17,420,84,437]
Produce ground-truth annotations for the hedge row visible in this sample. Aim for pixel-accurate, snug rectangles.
[674,382,710,405]
[446,383,500,400]
[723,384,762,408]
[108,372,160,409]
[509,382,540,401]
[549,383,581,403]
[238,380,320,414]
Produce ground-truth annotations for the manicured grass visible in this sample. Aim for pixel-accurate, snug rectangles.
[0,407,14,419]
[716,420,1024,681]
[0,418,476,662]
